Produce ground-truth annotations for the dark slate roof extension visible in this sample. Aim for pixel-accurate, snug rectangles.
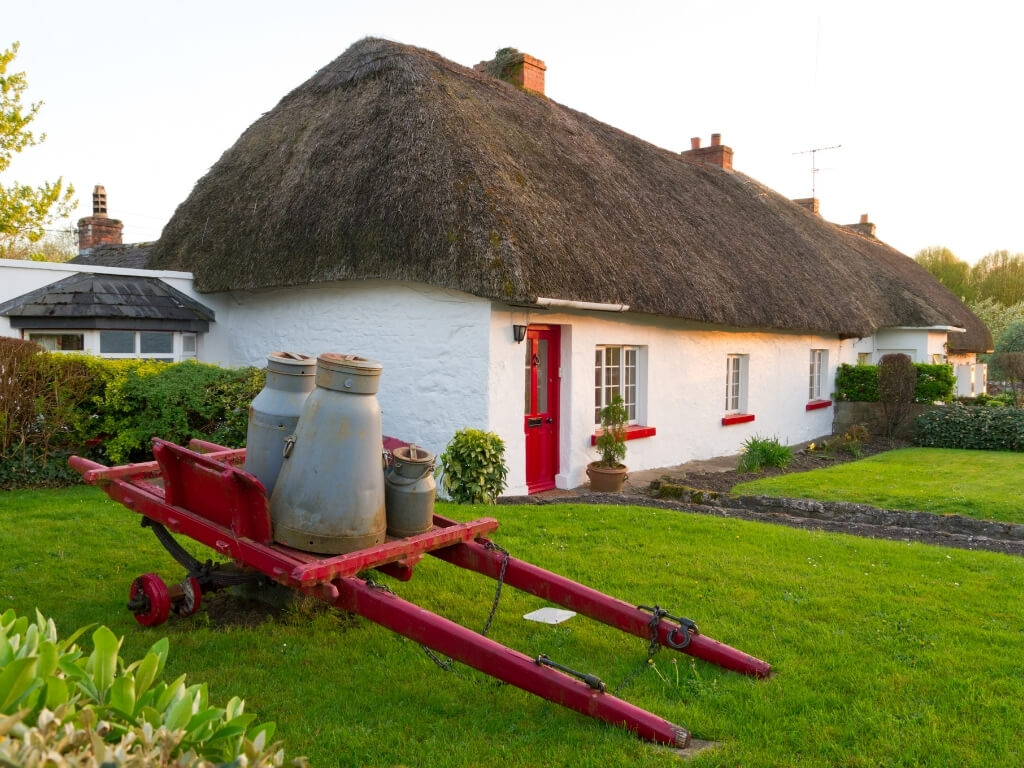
[0,273,214,332]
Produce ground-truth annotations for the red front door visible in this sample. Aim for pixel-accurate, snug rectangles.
[524,325,560,493]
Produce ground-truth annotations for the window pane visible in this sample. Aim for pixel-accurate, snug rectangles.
[525,342,533,414]
[182,334,197,354]
[140,332,173,354]
[536,340,548,413]
[100,331,135,354]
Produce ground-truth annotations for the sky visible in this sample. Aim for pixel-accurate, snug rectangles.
[5,0,1023,263]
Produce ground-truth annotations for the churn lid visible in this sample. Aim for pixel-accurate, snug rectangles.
[266,351,316,376]
[316,353,383,394]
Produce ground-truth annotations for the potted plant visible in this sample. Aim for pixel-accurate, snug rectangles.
[586,394,628,492]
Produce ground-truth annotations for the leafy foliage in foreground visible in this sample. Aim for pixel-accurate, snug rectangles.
[0,607,303,767]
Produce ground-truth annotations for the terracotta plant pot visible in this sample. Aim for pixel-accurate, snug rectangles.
[586,462,628,492]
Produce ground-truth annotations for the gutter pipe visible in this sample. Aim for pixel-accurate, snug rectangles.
[535,297,630,313]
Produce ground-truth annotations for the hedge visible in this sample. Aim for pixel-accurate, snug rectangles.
[915,403,1024,451]
[835,363,955,403]
[0,338,264,489]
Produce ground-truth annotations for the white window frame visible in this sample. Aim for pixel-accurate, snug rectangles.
[809,349,828,401]
[725,354,749,414]
[25,329,197,362]
[594,345,642,426]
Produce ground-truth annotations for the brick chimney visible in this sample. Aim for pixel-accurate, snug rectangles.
[681,133,733,170]
[474,48,546,95]
[845,213,877,238]
[793,198,820,215]
[77,185,123,253]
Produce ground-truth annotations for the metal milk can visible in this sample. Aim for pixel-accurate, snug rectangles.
[269,353,386,554]
[385,445,436,538]
[243,351,316,496]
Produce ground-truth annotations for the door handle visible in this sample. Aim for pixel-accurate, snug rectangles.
[545,417,553,424]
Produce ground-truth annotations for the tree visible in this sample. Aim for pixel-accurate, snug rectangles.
[1,42,75,257]
[914,246,974,301]
[970,250,1024,307]
[877,353,917,442]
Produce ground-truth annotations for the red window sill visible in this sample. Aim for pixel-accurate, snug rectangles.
[590,425,657,445]
[721,413,755,426]
[805,399,833,411]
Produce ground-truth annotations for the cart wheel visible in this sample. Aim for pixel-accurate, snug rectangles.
[128,573,170,627]
[172,576,203,617]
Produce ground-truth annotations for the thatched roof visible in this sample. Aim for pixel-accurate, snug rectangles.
[149,38,990,353]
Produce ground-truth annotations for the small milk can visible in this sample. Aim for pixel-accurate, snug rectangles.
[243,351,316,496]
[385,444,436,538]
[269,353,386,554]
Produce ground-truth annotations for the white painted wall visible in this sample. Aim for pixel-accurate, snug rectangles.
[490,307,840,494]
[211,280,492,460]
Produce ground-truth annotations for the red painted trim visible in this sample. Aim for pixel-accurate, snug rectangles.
[805,399,833,411]
[721,413,755,426]
[590,425,657,446]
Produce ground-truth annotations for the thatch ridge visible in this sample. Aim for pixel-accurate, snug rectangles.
[149,37,990,352]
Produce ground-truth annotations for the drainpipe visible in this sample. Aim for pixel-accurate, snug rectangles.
[535,297,630,313]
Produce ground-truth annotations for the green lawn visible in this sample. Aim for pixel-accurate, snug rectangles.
[733,447,1024,524]
[3,486,1023,767]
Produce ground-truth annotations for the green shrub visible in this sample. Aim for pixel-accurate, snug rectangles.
[594,394,628,468]
[0,347,265,487]
[437,428,509,504]
[913,363,956,403]
[835,362,956,403]
[737,435,792,473]
[0,607,304,767]
[915,403,1024,451]
[100,360,264,463]
[835,364,880,402]
[824,424,870,458]
[959,393,1016,407]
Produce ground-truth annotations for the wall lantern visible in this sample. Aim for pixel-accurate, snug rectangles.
[512,324,527,344]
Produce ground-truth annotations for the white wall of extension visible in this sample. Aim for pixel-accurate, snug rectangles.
[209,280,493,460]
[489,306,845,494]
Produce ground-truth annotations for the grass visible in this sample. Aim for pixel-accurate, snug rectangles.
[733,447,1024,524]
[3,485,1024,767]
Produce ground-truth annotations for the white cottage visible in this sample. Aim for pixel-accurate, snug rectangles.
[1,40,991,496]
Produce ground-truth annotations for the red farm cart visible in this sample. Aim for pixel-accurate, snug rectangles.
[71,437,770,748]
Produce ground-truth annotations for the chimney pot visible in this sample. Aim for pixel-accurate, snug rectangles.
[477,49,546,95]
[860,213,869,224]
[710,133,722,147]
[793,197,820,215]
[690,137,701,150]
[77,184,123,253]
[92,185,107,217]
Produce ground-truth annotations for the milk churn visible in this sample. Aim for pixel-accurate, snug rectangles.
[385,445,436,538]
[269,354,386,554]
[243,352,316,496]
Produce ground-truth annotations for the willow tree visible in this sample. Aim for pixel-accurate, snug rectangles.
[0,42,75,256]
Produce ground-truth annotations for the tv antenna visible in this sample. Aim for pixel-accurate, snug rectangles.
[793,144,841,199]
